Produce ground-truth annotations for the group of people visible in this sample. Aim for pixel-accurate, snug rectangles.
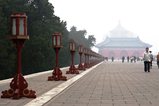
[122,56,137,63]
[143,47,159,72]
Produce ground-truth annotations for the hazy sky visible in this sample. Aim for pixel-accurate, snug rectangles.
[49,0,159,54]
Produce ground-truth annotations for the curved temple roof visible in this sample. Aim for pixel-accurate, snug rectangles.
[96,23,152,49]
[96,37,152,49]
[109,22,136,38]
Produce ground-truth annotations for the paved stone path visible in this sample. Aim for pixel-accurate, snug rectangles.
[44,62,159,106]
[1,61,159,106]
[0,67,77,106]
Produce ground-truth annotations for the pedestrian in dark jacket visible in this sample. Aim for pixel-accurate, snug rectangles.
[149,51,153,69]
[157,52,159,69]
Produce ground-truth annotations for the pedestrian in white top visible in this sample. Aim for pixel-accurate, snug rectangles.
[143,47,151,72]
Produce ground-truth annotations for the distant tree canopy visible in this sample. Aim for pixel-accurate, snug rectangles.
[69,26,96,48]
[0,0,96,80]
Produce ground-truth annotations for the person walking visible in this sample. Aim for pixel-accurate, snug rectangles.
[127,56,129,62]
[122,56,125,63]
[111,57,114,62]
[157,52,159,69]
[143,47,151,72]
[149,51,153,69]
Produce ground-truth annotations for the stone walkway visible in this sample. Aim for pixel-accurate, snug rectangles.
[0,67,77,106]
[44,62,159,106]
[1,61,159,106]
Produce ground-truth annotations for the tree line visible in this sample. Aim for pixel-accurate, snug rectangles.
[0,0,96,80]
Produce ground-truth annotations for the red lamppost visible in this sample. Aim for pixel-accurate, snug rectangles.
[1,13,36,99]
[89,50,92,67]
[78,45,85,70]
[84,48,89,68]
[88,49,92,68]
[66,39,79,74]
[87,49,91,68]
[48,32,67,81]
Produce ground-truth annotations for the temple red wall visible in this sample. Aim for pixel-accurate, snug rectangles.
[99,48,145,59]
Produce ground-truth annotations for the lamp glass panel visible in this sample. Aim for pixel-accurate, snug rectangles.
[80,47,83,52]
[79,47,81,52]
[12,19,16,35]
[57,36,61,46]
[53,36,56,46]
[72,43,75,51]
[19,18,24,35]
[85,49,87,54]
[69,43,72,50]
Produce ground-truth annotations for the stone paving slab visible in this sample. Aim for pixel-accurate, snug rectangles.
[44,61,159,106]
[0,66,80,106]
[24,63,102,106]
[1,61,159,106]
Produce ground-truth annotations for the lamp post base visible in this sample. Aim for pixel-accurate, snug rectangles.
[1,73,36,99]
[78,64,86,70]
[48,67,67,81]
[84,63,90,69]
[66,65,79,74]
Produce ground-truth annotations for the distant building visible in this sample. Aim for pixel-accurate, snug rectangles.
[96,23,152,59]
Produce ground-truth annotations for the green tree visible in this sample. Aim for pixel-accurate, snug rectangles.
[69,26,96,48]
[87,35,96,47]
[0,0,17,79]
[22,0,70,73]
[0,0,70,79]
[68,26,96,64]
[0,0,96,80]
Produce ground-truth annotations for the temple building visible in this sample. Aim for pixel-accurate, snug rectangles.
[96,23,152,59]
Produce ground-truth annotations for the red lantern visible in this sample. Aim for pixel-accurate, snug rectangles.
[52,32,62,48]
[83,48,88,55]
[78,45,85,70]
[84,48,89,68]
[66,39,79,74]
[69,39,75,51]
[78,45,83,53]
[48,32,67,81]
[1,13,36,99]
[10,13,29,39]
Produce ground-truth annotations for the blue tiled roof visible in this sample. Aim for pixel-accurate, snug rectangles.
[96,37,152,49]
[96,23,152,49]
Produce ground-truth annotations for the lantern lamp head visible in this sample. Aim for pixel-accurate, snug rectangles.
[78,45,83,53]
[69,39,75,51]
[10,13,29,40]
[83,48,87,54]
[52,32,62,48]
